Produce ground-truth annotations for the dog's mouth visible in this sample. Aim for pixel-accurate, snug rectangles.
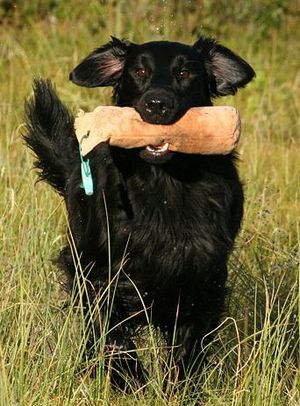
[140,142,173,164]
[145,142,169,155]
[134,103,180,164]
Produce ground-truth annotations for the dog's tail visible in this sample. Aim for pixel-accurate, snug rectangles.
[24,79,78,194]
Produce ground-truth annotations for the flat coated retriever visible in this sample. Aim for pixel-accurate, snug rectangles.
[24,36,255,390]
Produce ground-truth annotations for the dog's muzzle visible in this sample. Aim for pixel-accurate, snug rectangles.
[135,90,179,163]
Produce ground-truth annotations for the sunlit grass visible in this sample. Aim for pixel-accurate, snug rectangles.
[0,2,299,404]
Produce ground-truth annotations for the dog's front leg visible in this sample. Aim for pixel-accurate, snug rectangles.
[81,284,147,392]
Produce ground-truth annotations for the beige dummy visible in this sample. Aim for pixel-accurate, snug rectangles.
[75,106,241,156]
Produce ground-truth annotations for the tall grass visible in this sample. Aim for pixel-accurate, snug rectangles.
[0,1,299,404]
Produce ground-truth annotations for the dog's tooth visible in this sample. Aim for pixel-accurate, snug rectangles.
[146,142,169,153]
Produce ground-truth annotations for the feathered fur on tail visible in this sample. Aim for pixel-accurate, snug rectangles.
[24,79,78,194]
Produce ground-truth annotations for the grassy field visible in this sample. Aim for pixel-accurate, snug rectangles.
[0,1,299,405]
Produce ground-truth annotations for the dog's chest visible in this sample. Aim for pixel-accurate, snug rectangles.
[121,172,218,271]
[128,173,199,233]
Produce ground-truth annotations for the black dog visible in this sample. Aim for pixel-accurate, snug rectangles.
[24,36,255,389]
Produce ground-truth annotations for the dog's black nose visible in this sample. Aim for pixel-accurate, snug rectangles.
[145,97,173,116]
[137,91,177,124]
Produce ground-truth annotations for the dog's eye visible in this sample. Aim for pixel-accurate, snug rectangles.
[178,69,190,79]
[135,68,147,78]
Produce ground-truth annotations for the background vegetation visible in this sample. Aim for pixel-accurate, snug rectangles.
[0,1,299,404]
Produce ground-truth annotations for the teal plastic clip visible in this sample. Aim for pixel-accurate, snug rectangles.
[79,132,94,196]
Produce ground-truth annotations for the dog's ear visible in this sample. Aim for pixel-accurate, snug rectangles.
[69,37,135,87]
[194,37,255,97]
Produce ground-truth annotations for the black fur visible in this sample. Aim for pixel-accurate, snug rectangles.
[24,36,255,390]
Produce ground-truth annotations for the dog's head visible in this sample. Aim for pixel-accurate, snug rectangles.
[70,36,255,163]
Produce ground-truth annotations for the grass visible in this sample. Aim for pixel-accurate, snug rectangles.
[0,1,299,404]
